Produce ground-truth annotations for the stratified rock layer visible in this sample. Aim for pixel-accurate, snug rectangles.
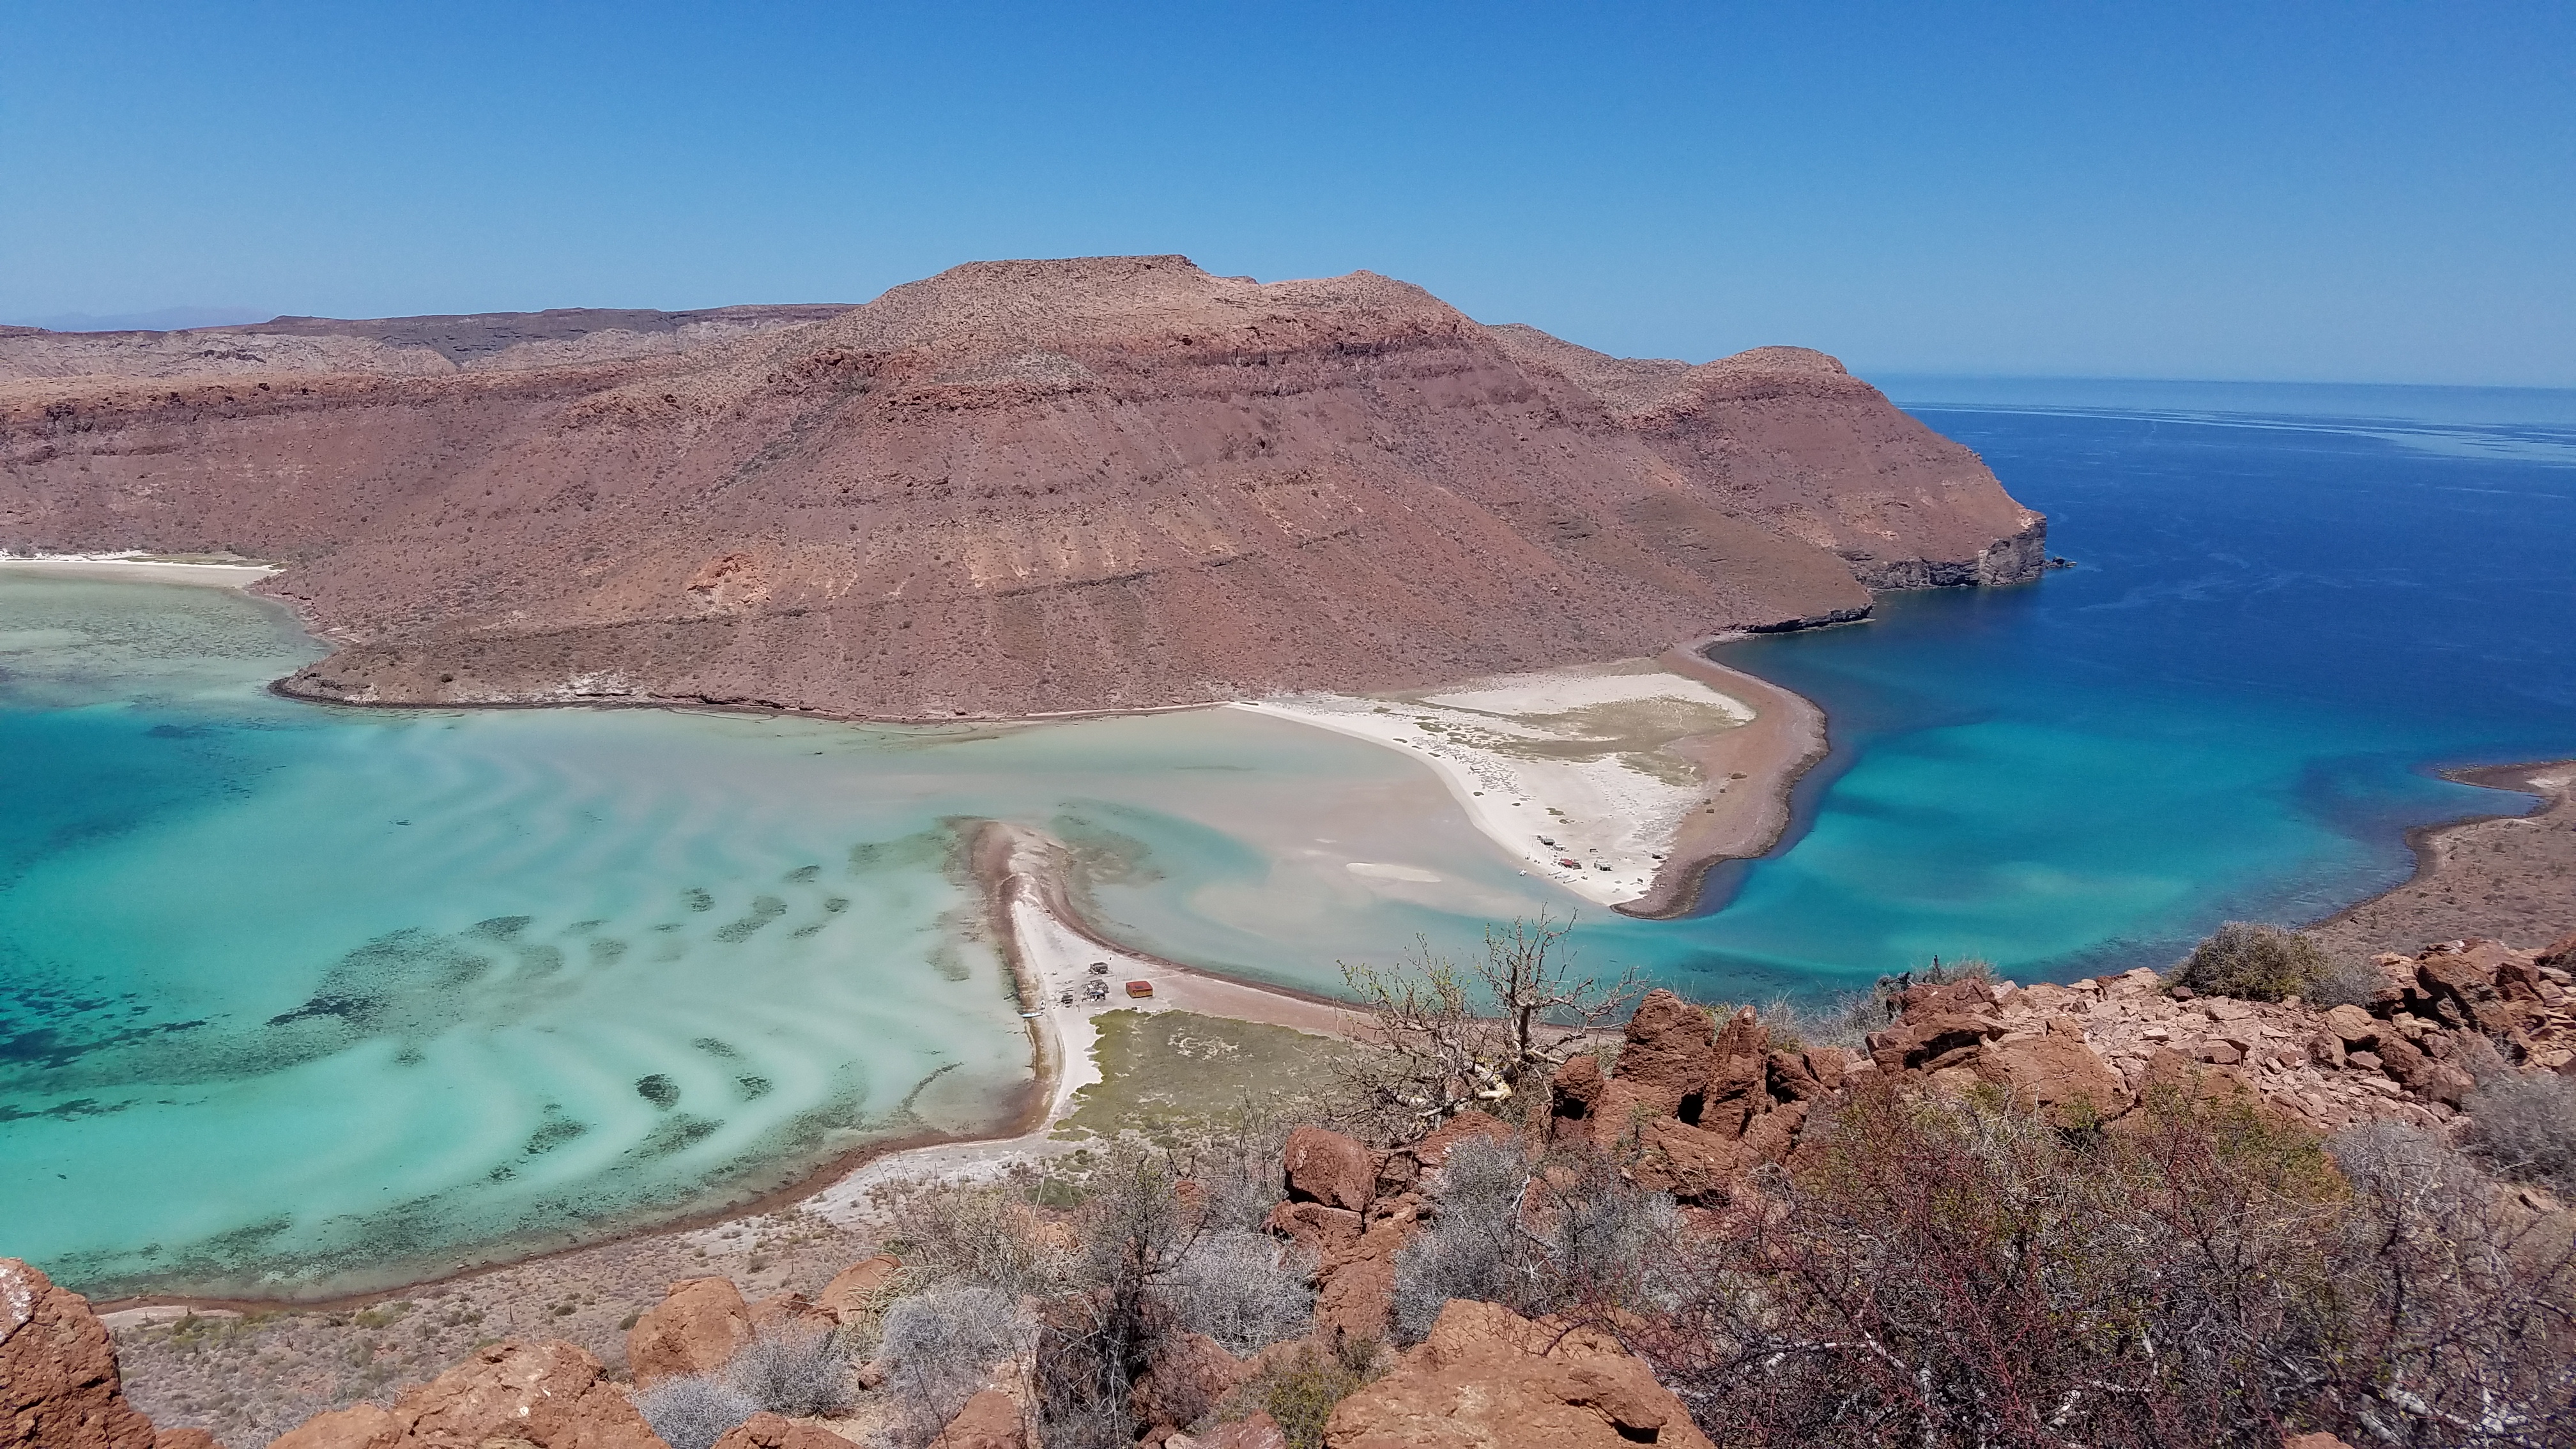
[1,256,2044,717]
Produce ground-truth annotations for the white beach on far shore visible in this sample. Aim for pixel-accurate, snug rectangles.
[0,551,279,589]
[1233,659,1761,907]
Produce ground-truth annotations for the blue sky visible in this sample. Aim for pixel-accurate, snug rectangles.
[3,2,2570,384]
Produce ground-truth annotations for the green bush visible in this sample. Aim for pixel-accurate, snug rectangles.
[1226,1339,1379,1449]
[2166,921,2331,1000]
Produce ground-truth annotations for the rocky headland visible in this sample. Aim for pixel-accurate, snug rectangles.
[0,256,2041,719]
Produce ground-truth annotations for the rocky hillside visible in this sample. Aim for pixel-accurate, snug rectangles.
[25,926,2566,1448]
[0,257,2043,717]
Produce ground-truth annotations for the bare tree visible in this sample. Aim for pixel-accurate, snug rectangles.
[1340,914,1639,1134]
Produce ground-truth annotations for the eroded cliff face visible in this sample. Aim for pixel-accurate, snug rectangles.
[0,256,2043,717]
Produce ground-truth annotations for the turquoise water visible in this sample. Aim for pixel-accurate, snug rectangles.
[8,386,2573,1295]
[0,574,1563,1298]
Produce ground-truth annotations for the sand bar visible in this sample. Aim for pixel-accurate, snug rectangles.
[803,820,1356,1218]
[1234,648,1826,916]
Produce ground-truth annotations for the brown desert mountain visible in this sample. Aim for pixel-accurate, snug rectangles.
[0,256,2044,717]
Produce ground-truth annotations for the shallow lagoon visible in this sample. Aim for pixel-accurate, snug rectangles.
[6,387,2573,1294]
[0,572,1570,1297]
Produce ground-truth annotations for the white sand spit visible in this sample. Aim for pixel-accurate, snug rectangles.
[1236,659,1762,906]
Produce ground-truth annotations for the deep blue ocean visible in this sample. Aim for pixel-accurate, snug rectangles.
[1646,383,2576,1001]
[4,380,2570,1295]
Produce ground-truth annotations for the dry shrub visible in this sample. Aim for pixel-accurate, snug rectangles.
[2302,953,2388,1008]
[878,1285,1027,1445]
[1621,1081,2576,1448]
[634,1372,756,1449]
[1156,1229,1314,1354]
[1391,1133,1677,1342]
[875,1172,1071,1300]
[726,1321,854,1418]
[2462,1070,2576,1197]
[2168,920,2333,1000]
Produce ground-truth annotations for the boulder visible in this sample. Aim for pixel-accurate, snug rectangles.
[2322,1005,2378,1046]
[2538,929,2576,972]
[1133,1332,1249,1432]
[1893,976,1995,1018]
[1868,1012,2000,1077]
[714,1411,857,1449]
[1735,1100,1809,1167]
[1193,1411,1288,1449]
[1763,1050,1827,1103]
[815,1254,903,1322]
[1,1257,161,1449]
[1975,1035,2131,1127]
[1547,1054,1655,1149]
[1630,1117,1745,1204]
[628,1275,756,1386]
[1695,1009,1772,1136]
[1266,1201,1365,1259]
[1324,1300,1713,1449]
[272,1340,664,1449]
[2373,1033,2436,1096]
[1406,1110,1515,1170]
[1314,1204,1422,1339]
[2281,1435,2357,1449]
[929,1387,1026,1449]
[1284,1127,1377,1214]
[1608,990,1715,1114]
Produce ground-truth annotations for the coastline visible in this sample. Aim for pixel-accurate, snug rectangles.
[2304,759,2576,959]
[0,551,279,590]
[90,818,1354,1317]
[1232,651,1828,917]
[1623,641,1831,918]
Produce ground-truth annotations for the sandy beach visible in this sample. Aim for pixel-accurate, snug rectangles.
[803,820,1358,1217]
[0,551,279,589]
[1234,649,1827,917]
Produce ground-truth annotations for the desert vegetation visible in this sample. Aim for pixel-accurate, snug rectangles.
[30,919,2575,1449]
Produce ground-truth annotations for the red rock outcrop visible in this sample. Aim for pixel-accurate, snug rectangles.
[1,257,2044,719]
[1172,1411,1287,1449]
[1853,931,2576,1137]
[1263,1121,1469,1338]
[267,1339,664,1449]
[712,1412,856,1449]
[1322,1299,1712,1449]
[626,1275,757,1386]
[814,1254,903,1323]
[1132,1331,1250,1435]
[1282,1126,1377,1214]
[2,1257,163,1449]
[927,1387,1025,1449]
[1546,990,1837,1203]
